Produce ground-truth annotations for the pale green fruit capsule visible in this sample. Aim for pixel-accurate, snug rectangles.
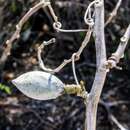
[12,71,64,100]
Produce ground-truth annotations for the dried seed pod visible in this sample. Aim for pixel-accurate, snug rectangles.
[12,71,64,100]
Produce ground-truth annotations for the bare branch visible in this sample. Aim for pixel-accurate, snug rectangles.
[47,3,58,22]
[106,24,130,69]
[106,100,130,107]
[2,1,129,130]
[110,115,128,130]
[100,100,128,130]
[105,0,122,26]
[85,1,108,130]
[37,38,56,73]
[0,1,50,65]
[37,27,92,73]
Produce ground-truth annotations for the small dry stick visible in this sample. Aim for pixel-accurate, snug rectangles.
[110,115,128,130]
[100,100,128,130]
[37,38,56,73]
[105,0,122,26]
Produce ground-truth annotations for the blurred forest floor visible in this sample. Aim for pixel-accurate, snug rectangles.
[0,0,130,130]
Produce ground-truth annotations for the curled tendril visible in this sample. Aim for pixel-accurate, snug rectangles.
[53,22,87,33]
[84,0,100,26]
[72,53,80,85]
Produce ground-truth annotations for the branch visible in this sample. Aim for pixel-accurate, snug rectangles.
[105,0,122,26]
[110,115,128,130]
[0,1,50,67]
[85,1,107,130]
[38,27,92,73]
[107,24,130,69]
[100,100,128,130]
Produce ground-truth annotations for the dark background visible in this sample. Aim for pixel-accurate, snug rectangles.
[0,0,130,130]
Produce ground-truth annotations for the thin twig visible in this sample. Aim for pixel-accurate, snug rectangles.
[38,38,56,72]
[100,100,128,130]
[0,1,50,65]
[110,115,128,130]
[106,100,130,107]
[37,27,92,73]
[106,24,130,69]
[105,0,122,26]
